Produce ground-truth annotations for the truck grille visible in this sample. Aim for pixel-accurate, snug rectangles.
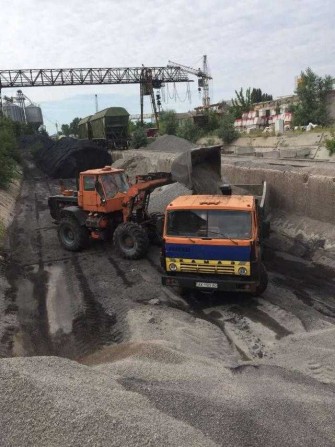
[180,263,235,275]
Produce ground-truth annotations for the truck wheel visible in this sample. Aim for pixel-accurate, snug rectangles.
[58,217,89,252]
[253,263,268,297]
[113,222,149,259]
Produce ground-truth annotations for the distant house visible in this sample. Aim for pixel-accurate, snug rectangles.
[234,90,335,131]
[234,95,297,131]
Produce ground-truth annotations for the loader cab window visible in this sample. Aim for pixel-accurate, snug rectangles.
[101,173,129,199]
[83,175,96,191]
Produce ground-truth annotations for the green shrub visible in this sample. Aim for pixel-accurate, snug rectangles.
[159,110,179,135]
[217,113,239,144]
[176,119,203,143]
[131,128,148,149]
[325,133,335,155]
[0,117,22,188]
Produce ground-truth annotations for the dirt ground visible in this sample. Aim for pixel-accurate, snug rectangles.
[0,158,335,446]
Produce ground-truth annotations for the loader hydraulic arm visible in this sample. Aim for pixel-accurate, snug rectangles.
[121,172,172,220]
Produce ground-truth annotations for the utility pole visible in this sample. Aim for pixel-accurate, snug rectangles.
[95,94,99,113]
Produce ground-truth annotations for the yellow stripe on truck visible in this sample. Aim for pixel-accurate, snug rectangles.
[165,258,251,276]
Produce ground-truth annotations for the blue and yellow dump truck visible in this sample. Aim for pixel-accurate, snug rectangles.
[161,183,270,296]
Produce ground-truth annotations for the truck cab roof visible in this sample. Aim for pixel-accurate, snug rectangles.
[166,195,255,211]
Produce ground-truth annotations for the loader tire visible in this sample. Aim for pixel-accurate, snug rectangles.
[58,217,89,252]
[253,263,268,297]
[113,222,149,260]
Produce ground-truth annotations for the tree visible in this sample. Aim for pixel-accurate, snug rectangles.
[231,87,273,119]
[231,88,253,119]
[61,124,70,136]
[217,111,239,144]
[159,110,179,135]
[292,68,333,126]
[131,128,148,149]
[0,117,20,188]
[250,88,273,103]
[69,117,81,136]
[60,117,82,137]
[129,120,155,133]
[203,109,220,133]
[177,119,203,143]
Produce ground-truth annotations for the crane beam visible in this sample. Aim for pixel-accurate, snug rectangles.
[0,66,191,89]
[168,60,212,80]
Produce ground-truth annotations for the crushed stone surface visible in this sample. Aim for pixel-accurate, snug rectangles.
[2,305,335,447]
[144,134,198,153]
[2,141,335,446]
[0,356,217,447]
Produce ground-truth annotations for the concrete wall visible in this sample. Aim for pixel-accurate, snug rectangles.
[112,150,335,225]
[221,160,335,224]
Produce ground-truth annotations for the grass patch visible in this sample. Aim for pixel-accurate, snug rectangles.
[325,132,335,155]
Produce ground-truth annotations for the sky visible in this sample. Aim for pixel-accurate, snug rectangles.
[1,0,334,134]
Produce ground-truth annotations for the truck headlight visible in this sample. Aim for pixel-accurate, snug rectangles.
[169,263,177,271]
[238,267,247,275]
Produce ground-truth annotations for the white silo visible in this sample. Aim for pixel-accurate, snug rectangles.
[3,103,25,122]
[25,104,44,129]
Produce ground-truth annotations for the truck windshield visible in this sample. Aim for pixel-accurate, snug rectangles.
[166,210,252,240]
[101,173,129,199]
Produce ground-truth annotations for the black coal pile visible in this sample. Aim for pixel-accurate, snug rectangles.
[35,137,112,178]
[18,134,54,152]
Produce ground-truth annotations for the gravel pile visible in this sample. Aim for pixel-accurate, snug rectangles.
[0,356,217,447]
[88,306,335,447]
[112,155,153,181]
[145,134,198,153]
[148,182,192,214]
[36,137,112,178]
[2,305,335,447]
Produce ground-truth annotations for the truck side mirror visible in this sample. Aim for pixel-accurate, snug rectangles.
[262,220,270,239]
[155,215,165,236]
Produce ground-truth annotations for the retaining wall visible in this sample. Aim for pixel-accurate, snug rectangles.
[112,150,335,226]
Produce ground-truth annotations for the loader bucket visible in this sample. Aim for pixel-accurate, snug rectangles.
[171,145,223,194]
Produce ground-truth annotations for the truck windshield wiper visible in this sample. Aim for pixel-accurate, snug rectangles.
[206,230,238,245]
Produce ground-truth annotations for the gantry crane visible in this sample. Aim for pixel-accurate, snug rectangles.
[0,66,192,127]
[168,55,212,108]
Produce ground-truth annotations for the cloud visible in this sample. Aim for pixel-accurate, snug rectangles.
[1,0,334,131]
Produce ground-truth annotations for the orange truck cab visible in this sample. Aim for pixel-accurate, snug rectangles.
[161,191,269,296]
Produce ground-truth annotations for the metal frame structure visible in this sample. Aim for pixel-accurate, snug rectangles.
[168,55,212,107]
[0,66,189,89]
[0,66,192,125]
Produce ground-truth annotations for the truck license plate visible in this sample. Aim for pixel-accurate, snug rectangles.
[196,282,218,289]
